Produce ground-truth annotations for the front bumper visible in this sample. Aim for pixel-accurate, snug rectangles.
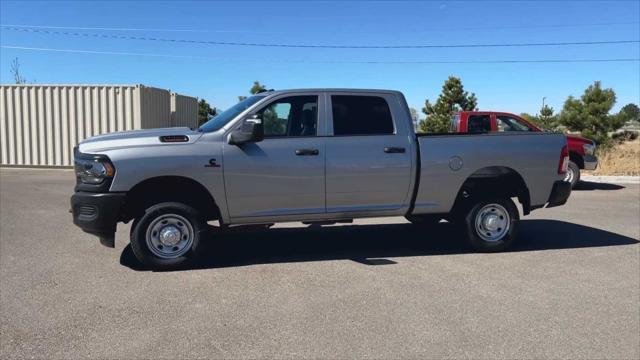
[583,154,598,170]
[546,180,572,208]
[71,191,126,247]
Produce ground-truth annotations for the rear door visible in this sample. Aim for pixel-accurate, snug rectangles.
[324,93,413,214]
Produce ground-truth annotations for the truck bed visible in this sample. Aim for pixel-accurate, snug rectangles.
[412,132,566,214]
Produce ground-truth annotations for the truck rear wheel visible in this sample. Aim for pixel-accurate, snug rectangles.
[464,198,519,252]
[130,202,204,269]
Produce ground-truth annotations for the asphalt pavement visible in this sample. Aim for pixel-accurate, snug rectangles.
[1,168,638,359]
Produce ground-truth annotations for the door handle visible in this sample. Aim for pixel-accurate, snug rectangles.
[295,149,319,156]
[384,147,406,153]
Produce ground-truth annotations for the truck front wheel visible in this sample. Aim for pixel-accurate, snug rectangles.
[564,161,581,188]
[130,202,205,269]
[464,198,519,252]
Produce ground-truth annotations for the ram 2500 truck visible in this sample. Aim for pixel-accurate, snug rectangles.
[450,111,597,188]
[71,89,571,269]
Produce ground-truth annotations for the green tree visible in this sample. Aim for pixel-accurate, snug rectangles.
[617,103,640,122]
[250,81,267,94]
[237,81,270,102]
[420,76,477,133]
[197,99,217,126]
[531,104,558,130]
[520,112,538,124]
[540,104,554,121]
[559,81,620,145]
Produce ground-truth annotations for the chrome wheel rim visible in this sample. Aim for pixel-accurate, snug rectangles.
[474,203,510,242]
[145,214,194,259]
[564,166,574,183]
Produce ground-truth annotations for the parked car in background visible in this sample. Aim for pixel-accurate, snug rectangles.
[451,111,597,188]
[71,89,571,269]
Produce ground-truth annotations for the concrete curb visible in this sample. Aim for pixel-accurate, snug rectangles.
[581,175,640,184]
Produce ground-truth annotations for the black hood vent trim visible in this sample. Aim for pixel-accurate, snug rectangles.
[159,135,189,143]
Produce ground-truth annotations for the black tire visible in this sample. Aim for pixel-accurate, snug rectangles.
[405,214,442,226]
[130,202,205,269]
[565,161,581,188]
[464,198,519,252]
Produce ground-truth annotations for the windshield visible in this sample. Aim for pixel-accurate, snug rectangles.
[198,95,265,132]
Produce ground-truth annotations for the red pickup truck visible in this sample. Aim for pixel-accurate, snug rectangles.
[451,111,597,187]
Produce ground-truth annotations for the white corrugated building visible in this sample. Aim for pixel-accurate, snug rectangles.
[0,84,198,167]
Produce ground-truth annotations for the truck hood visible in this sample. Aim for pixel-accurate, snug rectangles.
[78,127,204,153]
[566,134,595,145]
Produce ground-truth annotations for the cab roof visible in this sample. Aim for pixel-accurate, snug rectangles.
[256,88,404,96]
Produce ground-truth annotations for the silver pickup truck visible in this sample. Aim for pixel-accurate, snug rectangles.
[71,89,571,269]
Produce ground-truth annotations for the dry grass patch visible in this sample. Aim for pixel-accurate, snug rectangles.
[589,139,640,176]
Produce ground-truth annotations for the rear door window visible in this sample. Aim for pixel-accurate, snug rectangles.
[467,115,491,133]
[331,95,394,136]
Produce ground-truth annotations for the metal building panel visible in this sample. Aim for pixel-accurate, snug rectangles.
[0,84,196,166]
[15,87,24,164]
[0,86,8,164]
[170,93,198,128]
[139,85,171,129]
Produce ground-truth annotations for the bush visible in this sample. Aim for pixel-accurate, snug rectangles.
[593,139,640,176]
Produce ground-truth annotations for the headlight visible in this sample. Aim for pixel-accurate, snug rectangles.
[74,157,115,184]
[583,143,596,155]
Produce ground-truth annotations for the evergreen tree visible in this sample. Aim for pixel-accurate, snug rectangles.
[618,103,640,122]
[197,99,217,126]
[237,81,269,102]
[559,81,620,145]
[250,81,267,94]
[536,104,558,130]
[420,76,477,133]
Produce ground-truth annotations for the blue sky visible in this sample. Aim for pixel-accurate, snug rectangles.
[1,1,639,116]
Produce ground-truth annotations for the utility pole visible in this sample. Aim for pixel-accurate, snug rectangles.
[542,97,546,110]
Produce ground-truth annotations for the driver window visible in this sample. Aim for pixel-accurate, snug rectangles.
[258,96,318,137]
[496,115,531,132]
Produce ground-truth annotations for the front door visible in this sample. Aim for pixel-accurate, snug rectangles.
[222,94,326,220]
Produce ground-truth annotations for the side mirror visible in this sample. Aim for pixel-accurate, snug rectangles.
[228,114,264,145]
